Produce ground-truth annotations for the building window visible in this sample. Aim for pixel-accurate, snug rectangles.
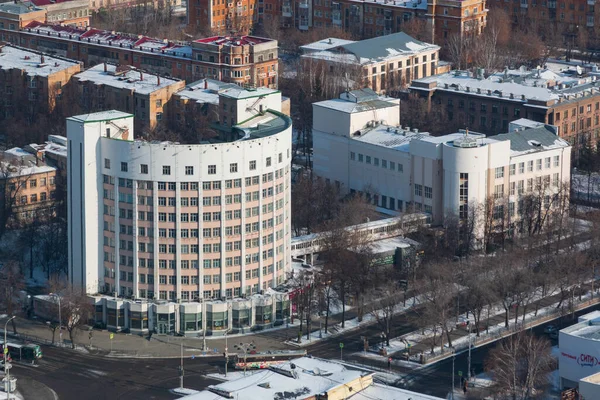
[518,162,524,174]
[495,167,504,179]
[536,159,542,171]
[494,184,504,199]
[104,158,110,169]
[509,164,515,176]
[140,164,148,174]
[230,163,238,173]
[350,152,355,160]
[414,184,423,197]
[163,166,171,175]
[554,155,560,167]
[424,186,432,199]
[249,160,256,170]
[185,166,194,175]
[266,157,272,167]
[208,165,216,174]
[121,162,128,172]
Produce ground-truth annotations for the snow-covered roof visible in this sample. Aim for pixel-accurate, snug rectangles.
[303,32,438,66]
[368,236,416,254]
[219,86,279,100]
[5,147,31,158]
[0,1,43,14]
[412,71,560,103]
[300,37,356,53]
[491,126,570,156]
[314,98,397,114]
[347,0,427,10]
[353,125,426,152]
[0,161,56,178]
[180,357,442,400]
[175,79,234,105]
[74,63,181,95]
[0,44,80,77]
[68,110,133,123]
[562,322,600,341]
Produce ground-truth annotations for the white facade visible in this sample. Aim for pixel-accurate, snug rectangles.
[313,91,571,226]
[559,312,600,389]
[67,90,293,310]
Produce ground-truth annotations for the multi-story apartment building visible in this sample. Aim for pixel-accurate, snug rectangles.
[409,69,600,148]
[0,147,59,225]
[187,0,487,46]
[488,0,596,36]
[313,89,571,228]
[71,63,185,130]
[187,0,257,34]
[0,22,280,88]
[0,44,82,120]
[0,1,46,30]
[300,32,442,92]
[30,0,91,27]
[67,87,292,334]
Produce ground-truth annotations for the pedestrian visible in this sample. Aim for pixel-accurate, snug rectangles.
[463,379,468,394]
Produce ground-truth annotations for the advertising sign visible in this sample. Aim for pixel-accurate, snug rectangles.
[559,329,600,384]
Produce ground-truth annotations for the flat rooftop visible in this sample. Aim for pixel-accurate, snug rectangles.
[175,78,236,105]
[581,371,600,384]
[313,98,397,114]
[219,86,279,100]
[300,37,356,52]
[562,320,600,341]
[0,44,79,77]
[369,236,419,254]
[74,64,180,94]
[68,110,133,123]
[0,1,43,14]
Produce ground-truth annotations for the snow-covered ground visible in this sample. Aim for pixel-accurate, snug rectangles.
[170,387,200,396]
[284,294,425,347]
[572,173,600,203]
[206,370,261,382]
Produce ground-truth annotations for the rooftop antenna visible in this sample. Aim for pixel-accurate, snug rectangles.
[465,127,469,137]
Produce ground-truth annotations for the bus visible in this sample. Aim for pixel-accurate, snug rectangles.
[230,350,307,370]
[0,341,42,361]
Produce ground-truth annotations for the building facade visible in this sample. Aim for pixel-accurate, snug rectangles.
[0,1,46,30]
[0,44,82,121]
[313,90,571,228]
[30,0,91,27]
[0,22,279,88]
[409,69,600,148]
[71,63,185,130]
[187,0,487,46]
[300,32,441,93]
[67,88,292,301]
[0,147,59,225]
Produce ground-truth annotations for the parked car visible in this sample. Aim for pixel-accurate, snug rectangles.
[544,325,557,334]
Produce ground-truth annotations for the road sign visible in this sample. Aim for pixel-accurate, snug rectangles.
[109,333,114,340]
[458,370,463,377]
[339,342,344,349]
[3,347,7,354]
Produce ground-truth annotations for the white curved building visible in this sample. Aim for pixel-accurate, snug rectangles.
[67,88,292,335]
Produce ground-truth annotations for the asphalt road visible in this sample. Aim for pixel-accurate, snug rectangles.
[401,303,600,398]
[11,347,222,400]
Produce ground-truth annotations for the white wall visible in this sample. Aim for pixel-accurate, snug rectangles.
[559,330,600,387]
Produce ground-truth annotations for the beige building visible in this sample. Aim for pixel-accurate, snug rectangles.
[0,44,82,121]
[301,32,441,94]
[71,63,185,130]
[0,1,46,30]
[0,147,58,225]
[30,0,91,27]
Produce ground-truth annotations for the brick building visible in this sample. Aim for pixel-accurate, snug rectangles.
[408,69,600,150]
[300,32,442,92]
[71,63,185,130]
[0,1,46,30]
[187,0,487,46]
[0,44,82,121]
[0,22,279,88]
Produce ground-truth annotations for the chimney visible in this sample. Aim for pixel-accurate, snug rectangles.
[103,62,107,72]
[328,38,332,44]
[40,54,45,64]
[157,75,160,85]
[140,70,143,81]
[204,79,208,89]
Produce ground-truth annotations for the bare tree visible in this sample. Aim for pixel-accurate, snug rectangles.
[486,333,555,399]
[0,260,25,334]
[369,283,402,347]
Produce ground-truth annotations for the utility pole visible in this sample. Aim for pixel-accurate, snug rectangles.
[179,338,184,389]
[467,321,472,381]
[451,349,455,400]
[224,329,229,377]
[4,316,16,400]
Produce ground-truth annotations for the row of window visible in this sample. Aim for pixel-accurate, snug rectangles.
[106,154,286,175]
[350,152,404,172]
[414,184,433,199]
[19,191,55,204]
[495,156,560,179]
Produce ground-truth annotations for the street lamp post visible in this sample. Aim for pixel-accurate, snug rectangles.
[234,342,256,376]
[467,321,472,381]
[451,348,455,400]
[4,316,16,399]
[49,293,62,347]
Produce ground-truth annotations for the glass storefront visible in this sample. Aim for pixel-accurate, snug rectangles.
[207,311,228,330]
[130,311,148,330]
[157,312,176,334]
[255,306,272,325]
[232,308,251,328]
[180,312,202,332]
[276,300,290,320]
[107,308,125,326]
